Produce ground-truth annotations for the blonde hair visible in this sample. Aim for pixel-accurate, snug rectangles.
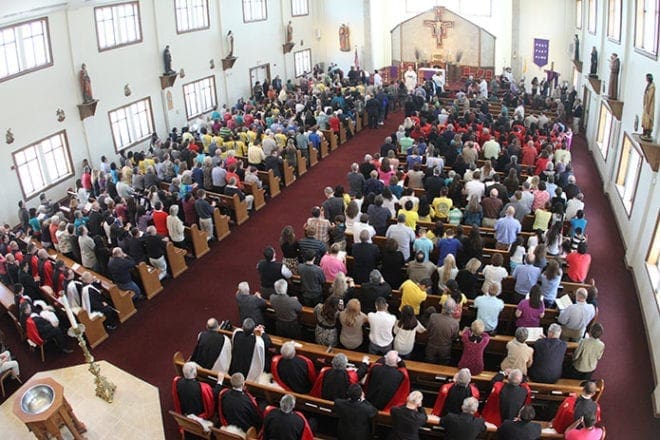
[471,319,485,336]
[441,254,456,285]
[465,258,481,274]
[343,299,362,327]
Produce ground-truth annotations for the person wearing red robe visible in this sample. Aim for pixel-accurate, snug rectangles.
[481,369,532,427]
[261,394,314,440]
[271,341,317,394]
[218,373,262,432]
[171,362,214,420]
[551,381,602,434]
[432,368,480,416]
[364,350,411,412]
[310,353,361,401]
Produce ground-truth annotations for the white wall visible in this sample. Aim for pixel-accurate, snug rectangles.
[579,0,660,415]
[0,0,318,223]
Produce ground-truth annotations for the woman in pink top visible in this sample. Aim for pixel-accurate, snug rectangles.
[378,157,395,183]
[515,285,546,328]
[457,319,490,375]
[319,243,346,282]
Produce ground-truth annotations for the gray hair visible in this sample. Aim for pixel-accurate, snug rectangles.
[182,362,197,379]
[280,394,296,413]
[274,278,288,295]
[548,323,562,337]
[230,372,245,389]
[407,390,424,406]
[384,350,399,367]
[455,368,471,386]
[515,327,529,343]
[242,317,256,333]
[575,287,588,301]
[332,353,348,370]
[508,369,523,386]
[462,396,479,414]
[206,318,219,330]
[169,204,179,216]
[281,341,296,359]
[369,269,383,284]
[237,281,250,295]
[442,297,457,315]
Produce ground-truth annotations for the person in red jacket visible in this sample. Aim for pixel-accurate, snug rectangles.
[271,341,317,394]
[310,353,360,401]
[171,362,214,420]
[151,202,168,237]
[262,394,314,440]
[551,381,602,434]
[432,368,480,417]
[481,369,532,427]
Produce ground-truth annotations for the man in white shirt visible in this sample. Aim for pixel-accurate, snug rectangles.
[385,215,415,260]
[482,135,501,161]
[367,297,396,355]
[479,78,488,98]
[373,70,383,88]
[464,171,486,201]
[432,71,445,95]
[352,214,376,243]
[565,193,585,220]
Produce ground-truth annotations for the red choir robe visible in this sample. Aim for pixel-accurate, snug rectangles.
[171,376,215,420]
[270,355,317,393]
[551,395,602,434]
[365,363,411,412]
[309,366,359,398]
[260,406,314,440]
[432,382,480,416]
[217,387,261,426]
[481,381,532,427]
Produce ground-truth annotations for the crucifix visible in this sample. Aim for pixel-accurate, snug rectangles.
[423,7,454,48]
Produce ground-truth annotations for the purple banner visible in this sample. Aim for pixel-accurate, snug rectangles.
[533,38,549,68]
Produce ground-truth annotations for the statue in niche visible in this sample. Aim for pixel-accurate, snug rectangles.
[226,31,235,59]
[339,24,350,52]
[286,21,293,44]
[642,73,656,140]
[163,45,175,75]
[589,46,598,77]
[6,129,14,144]
[608,53,620,100]
[80,63,94,103]
[573,34,580,62]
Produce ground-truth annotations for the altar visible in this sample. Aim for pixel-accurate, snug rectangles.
[0,361,165,439]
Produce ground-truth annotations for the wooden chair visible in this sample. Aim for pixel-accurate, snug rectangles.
[282,159,296,186]
[212,208,231,242]
[7,311,25,342]
[26,337,46,363]
[1,369,21,397]
[107,285,137,323]
[137,262,164,299]
[76,308,109,348]
[168,410,212,440]
[166,242,188,278]
[185,225,211,258]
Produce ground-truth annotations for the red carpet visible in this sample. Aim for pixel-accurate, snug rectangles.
[2,120,659,439]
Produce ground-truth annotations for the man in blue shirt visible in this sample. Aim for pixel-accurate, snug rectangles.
[570,210,588,236]
[494,206,521,250]
[474,286,504,333]
[511,254,542,304]
[437,228,462,265]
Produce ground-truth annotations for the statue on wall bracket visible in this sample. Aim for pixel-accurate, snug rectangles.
[283,21,295,54]
[222,31,237,70]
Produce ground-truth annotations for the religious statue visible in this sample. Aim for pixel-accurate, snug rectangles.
[404,65,417,93]
[608,53,620,100]
[286,21,293,44]
[226,31,234,58]
[339,24,350,52]
[573,34,580,62]
[642,73,656,140]
[79,63,93,103]
[589,46,598,78]
[163,45,175,75]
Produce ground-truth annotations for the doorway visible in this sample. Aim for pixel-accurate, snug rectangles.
[249,64,271,95]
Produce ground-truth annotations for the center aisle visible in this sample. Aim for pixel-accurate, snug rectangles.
[91,113,403,438]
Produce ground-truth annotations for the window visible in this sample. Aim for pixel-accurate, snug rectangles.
[0,18,52,82]
[183,76,217,119]
[607,0,622,41]
[635,0,660,56]
[291,0,308,16]
[95,2,142,51]
[588,0,597,34]
[293,49,311,77]
[175,0,209,33]
[615,134,642,215]
[108,98,154,151]
[460,0,492,16]
[242,0,267,22]
[577,0,583,29]
[12,131,72,199]
[596,102,614,160]
[646,217,660,297]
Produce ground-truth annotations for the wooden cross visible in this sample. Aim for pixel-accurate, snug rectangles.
[423,7,454,48]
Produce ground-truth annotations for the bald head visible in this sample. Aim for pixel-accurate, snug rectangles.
[206,318,219,330]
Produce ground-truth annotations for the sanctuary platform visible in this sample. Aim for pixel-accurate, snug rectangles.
[0,361,164,439]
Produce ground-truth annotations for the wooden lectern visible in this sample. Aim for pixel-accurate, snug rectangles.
[13,377,86,440]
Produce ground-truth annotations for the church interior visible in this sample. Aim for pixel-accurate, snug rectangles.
[0,0,659,438]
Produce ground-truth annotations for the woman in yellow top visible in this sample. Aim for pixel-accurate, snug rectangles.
[440,279,468,321]
[417,196,436,223]
[397,199,419,230]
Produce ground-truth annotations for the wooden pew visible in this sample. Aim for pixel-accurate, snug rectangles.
[361,111,368,131]
[42,250,137,323]
[244,182,266,211]
[296,150,307,176]
[172,352,565,439]
[339,124,347,144]
[309,146,319,167]
[185,225,211,258]
[319,136,329,158]
[40,285,108,349]
[282,159,296,186]
[321,129,338,151]
[165,242,188,278]
[138,262,164,299]
[257,169,281,198]
[212,208,231,242]
[208,191,249,226]
[356,111,363,132]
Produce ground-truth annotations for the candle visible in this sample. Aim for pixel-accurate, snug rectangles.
[61,294,79,330]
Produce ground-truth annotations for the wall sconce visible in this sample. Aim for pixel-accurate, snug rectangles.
[210,59,215,69]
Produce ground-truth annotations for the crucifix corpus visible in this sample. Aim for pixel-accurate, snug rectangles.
[424,7,454,48]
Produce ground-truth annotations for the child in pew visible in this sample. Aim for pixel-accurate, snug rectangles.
[329,215,346,251]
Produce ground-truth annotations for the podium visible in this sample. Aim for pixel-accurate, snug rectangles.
[12,377,86,439]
